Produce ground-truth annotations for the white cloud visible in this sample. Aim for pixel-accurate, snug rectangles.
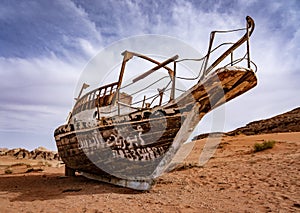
[0,56,87,139]
[0,0,299,149]
[77,38,101,57]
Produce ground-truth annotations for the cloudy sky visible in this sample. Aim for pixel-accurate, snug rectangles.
[0,0,299,150]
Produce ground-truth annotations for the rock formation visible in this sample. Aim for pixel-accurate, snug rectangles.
[227,107,300,136]
[193,107,300,140]
[0,147,61,161]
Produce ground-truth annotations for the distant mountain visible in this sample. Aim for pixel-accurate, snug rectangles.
[193,107,300,140]
[0,147,61,161]
[227,107,300,136]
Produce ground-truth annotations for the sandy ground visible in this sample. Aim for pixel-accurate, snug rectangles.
[0,132,299,212]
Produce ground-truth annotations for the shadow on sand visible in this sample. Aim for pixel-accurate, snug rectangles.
[0,173,142,202]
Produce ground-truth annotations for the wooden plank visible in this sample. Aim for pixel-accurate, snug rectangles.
[132,55,178,83]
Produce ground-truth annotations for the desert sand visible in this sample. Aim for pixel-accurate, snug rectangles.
[0,132,299,212]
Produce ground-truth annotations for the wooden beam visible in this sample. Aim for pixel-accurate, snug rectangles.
[132,55,179,83]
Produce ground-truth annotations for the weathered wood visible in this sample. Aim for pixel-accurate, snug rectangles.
[65,166,76,176]
[132,55,179,83]
[54,16,258,191]
[55,67,257,190]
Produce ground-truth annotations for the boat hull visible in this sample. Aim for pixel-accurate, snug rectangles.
[54,67,257,190]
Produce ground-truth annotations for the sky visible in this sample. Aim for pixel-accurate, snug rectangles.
[0,0,299,150]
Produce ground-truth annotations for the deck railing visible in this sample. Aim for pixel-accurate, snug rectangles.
[72,82,118,115]
[71,16,256,117]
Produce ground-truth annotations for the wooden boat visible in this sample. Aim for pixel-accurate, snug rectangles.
[54,16,257,190]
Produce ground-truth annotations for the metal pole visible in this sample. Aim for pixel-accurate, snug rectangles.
[203,32,215,76]
[246,20,251,69]
[117,89,120,116]
[171,61,176,101]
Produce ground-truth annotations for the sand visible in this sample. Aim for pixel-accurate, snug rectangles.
[0,132,299,212]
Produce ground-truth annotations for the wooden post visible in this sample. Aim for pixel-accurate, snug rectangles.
[117,90,120,115]
[142,95,146,108]
[117,51,133,89]
[170,61,176,101]
[65,166,76,176]
[158,90,164,106]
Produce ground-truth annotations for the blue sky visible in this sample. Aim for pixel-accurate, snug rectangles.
[0,0,299,150]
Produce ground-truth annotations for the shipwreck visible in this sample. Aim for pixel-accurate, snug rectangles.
[54,16,258,190]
